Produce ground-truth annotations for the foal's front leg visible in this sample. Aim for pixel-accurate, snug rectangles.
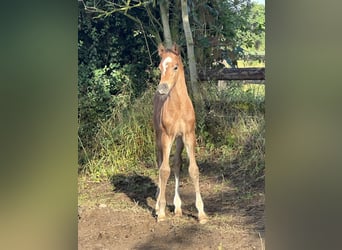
[155,134,173,222]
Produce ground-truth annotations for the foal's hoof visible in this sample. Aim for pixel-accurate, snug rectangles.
[199,214,209,224]
[174,210,183,217]
[157,215,166,222]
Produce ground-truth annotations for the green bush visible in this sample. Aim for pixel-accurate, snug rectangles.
[78,6,158,166]
[78,63,134,164]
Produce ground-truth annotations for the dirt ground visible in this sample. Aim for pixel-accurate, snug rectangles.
[78,164,265,250]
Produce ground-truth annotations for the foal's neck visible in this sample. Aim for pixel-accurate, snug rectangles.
[172,69,189,98]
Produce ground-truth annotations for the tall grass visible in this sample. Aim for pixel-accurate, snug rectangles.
[80,86,156,180]
[198,81,265,188]
[79,80,265,188]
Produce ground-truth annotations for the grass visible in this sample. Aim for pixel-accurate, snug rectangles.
[197,80,265,186]
[79,86,157,180]
[237,59,265,68]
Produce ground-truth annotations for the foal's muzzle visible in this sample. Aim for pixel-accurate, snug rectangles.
[156,83,169,95]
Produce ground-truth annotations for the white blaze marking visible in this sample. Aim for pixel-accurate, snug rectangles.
[162,56,172,76]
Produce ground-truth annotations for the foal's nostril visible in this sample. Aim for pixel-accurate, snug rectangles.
[157,83,169,95]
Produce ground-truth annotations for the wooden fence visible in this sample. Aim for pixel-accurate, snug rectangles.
[198,67,265,82]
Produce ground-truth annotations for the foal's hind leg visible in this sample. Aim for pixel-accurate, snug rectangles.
[184,132,208,224]
[173,136,183,217]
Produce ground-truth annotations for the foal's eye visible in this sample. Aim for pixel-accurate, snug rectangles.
[173,65,178,71]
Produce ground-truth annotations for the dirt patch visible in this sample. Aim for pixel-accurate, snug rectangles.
[78,165,264,249]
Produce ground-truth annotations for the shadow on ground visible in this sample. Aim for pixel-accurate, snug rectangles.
[109,162,264,233]
[110,174,157,212]
[198,162,265,233]
[133,224,210,250]
[109,173,197,220]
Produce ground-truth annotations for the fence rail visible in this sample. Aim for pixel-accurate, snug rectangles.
[198,67,265,81]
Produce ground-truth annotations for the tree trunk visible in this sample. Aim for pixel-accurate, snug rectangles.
[181,0,201,104]
[159,0,172,48]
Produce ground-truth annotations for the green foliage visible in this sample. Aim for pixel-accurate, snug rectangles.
[189,0,265,69]
[78,63,133,157]
[197,81,265,186]
[80,85,157,179]
[79,0,265,69]
[78,5,158,164]
[237,3,265,53]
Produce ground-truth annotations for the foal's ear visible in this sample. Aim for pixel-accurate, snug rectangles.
[172,43,180,55]
[158,44,165,57]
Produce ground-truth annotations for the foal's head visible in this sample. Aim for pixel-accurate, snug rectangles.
[157,43,183,95]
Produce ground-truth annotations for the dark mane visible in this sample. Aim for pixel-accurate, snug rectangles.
[153,92,168,130]
[165,48,179,56]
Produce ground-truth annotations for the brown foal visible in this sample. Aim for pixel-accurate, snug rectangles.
[153,43,208,224]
